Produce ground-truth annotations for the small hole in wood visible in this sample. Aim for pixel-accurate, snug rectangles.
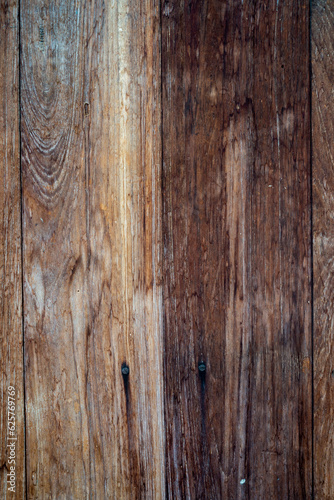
[84,102,89,116]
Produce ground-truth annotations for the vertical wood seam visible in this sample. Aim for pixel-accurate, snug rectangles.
[18,0,27,497]
[309,1,315,498]
[159,1,167,498]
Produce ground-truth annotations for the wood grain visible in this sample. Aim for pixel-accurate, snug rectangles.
[312,1,334,498]
[162,1,312,498]
[21,0,164,497]
[0,0,25,497]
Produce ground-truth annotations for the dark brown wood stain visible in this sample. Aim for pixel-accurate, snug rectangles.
[312,0,334,498]
[162,0,312,498]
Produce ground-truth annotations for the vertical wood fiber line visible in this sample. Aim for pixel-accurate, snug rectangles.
[21,0,164,497]
[0,0,26,498]
[312,1,334,498]
[162,1,312,498]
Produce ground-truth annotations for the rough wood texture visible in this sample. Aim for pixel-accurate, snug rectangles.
[0,1,25,497]
[162,1,312,498]
[312,1,334,498]
[0,0,319,497]
[21,0,164,497]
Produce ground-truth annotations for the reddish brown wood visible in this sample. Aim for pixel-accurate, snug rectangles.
[312,1,334,498]
[162,1,312,498]
[0,1,25,497]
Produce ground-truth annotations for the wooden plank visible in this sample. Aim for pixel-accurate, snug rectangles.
[0,0,25,498]
[21,0,164,497]
[312,1,334,498]
[162,1,312,498]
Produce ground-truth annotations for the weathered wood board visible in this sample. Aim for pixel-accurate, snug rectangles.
[162,1,312,498]
[0,1,25,498]
[21,0,163,497]
[0,0,330,498]
[312,1,334,499]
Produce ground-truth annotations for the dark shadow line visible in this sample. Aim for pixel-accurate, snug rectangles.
[309,1,315,498]
[159,2,168,500]
[17,2,28,499]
